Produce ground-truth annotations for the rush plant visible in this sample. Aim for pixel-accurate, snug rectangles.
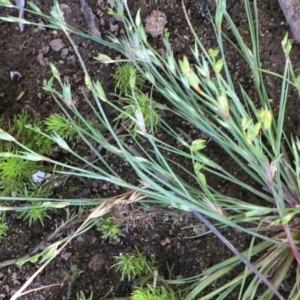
[0,0,299,299]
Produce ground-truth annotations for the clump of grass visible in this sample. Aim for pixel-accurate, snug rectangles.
[97,216,124,239]
[20,201,50,227]
[131,285,181,300]
[114,249,182,299]
[112,62,160,135]
[76,291,93,300]
[9,110,53,155]
[0,111,54,196]
[44,114,78,142]
[113,248,156,281]
[114,63,145,95]
[44,114,104,142]
[115,91,159,135]
[101,1,300,298]
[0,111,62,226]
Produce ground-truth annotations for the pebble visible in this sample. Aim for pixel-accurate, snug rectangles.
[145,10,167,38]
[88,253,106,271]
[61,48,69,59]
[49,38,65,52]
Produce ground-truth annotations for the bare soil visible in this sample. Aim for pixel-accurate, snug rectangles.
[0,0,299,299]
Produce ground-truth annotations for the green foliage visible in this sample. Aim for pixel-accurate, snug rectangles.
[45,113,104,142]
[113,249,156,281]
[9,110,53,155]
[131,285,181,300]
[114,63,145,95]
[1,0,299,299]
[0,213,8,242]
[63,265,90,300]
[99,1,300,298]
[76,291,93,300]
[97,217,124,239]
[0,111,54,197]
[116,92,159,135]
[68,185,83,193]
[113,62,159,135]
[20,201,50,226]
[0,156,34,181]
[44,114,78,141]
[0,110,57,225]
[0,158,40,197]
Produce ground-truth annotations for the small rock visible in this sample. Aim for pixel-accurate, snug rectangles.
[49,38,65,52]
[61,251,71,261]
[109,236,121,245]
[108,15,122,25]
[59,4,72,17]
[88,253,106,271]
[193,225,208,235]
[102,183,109,190]
[61,48,69,59]
[37,52,46,66]
[109,23,119,33]
[145,10,167,38]
[41,46,49,54]
[34,22,46,32]
[37,47,49,66]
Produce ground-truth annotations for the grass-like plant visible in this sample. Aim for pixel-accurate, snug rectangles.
[0,111,55,226]
[112,62,160,135]
[114,62,145,95]
[101,1,300,298]
[114,249,183,299]
[20,200,50,226]
[0,0,299,299]
[63,265,90,300]
[0,110,80,226]
[115,90,160,136]
[97,216,124,239]
[0,111,53,197]
[44,114,79,142]
[113,248,156,281]
[45,113,104,142]
[76,291,93,300]
[131,285,181,300]
[10,110,53,155]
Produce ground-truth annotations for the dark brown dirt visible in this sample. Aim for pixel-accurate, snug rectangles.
[0,0,298,299]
